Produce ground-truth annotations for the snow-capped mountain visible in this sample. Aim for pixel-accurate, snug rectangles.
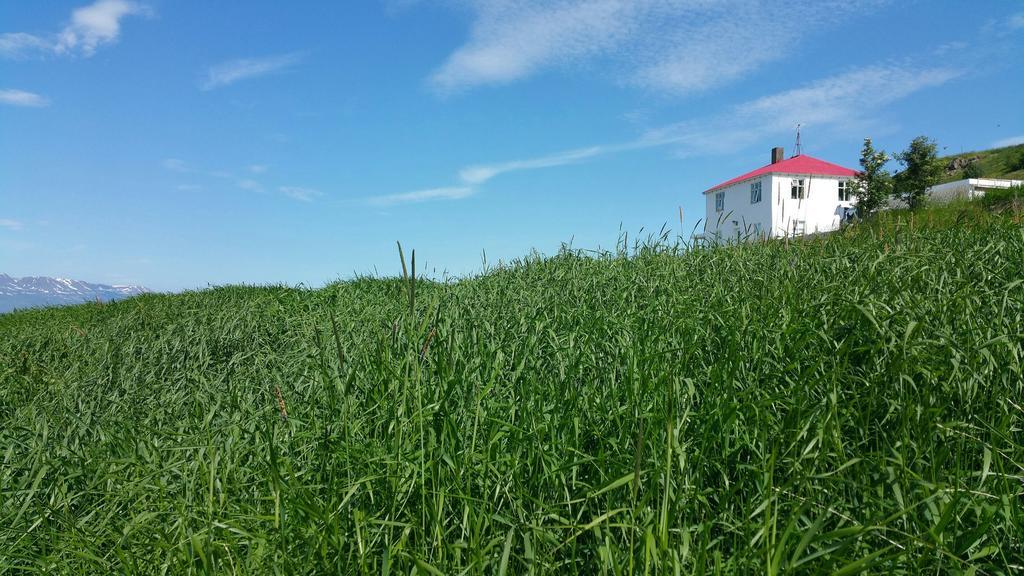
[0,274,148,313]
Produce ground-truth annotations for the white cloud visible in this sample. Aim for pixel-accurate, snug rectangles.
[237,179,263,192]
[630,1,888,95]
[992,135,1024,148]
[0,219,24,231]
[0,89,49,107]
[629,4,784,94]
[1,0,146,59]
[0,33,51,58]
[431,0,635,93]
[428,0,885,95]
[368,186,475,206]
[56,0,147,56]
[162,160,324,202]
[279,186,324,202]
[638,64,962,155]
[739,65,958,131]
[1010,13,1024,30]
[933,41,968,56]
[370,148,609,206]
[162,158,189,172]
[163,159,271,192]
[201,53,302,90]
[459,146,603,184]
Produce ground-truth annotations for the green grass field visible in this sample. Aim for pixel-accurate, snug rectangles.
[2,205,1023,574]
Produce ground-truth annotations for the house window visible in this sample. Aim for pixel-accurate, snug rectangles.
[791,179,805,199]
[750,181,762,204]
[715,192,724,212]
[792,219,806,236]
[838,180,852,201]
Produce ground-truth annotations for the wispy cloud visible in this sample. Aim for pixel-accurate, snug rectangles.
[200,53,302,90]
[162,158,189,172]
[632,64,961,157]
[0,219,24,231]
[0,33,51,58]
[279,186,324,202]
[934,41,968,56]
[431,0,634,93]
[1,0,147,59]
[237,179,263,192]
[1009,12,1024,30]
[368,187,475,206]
[163,158,290,198]
[0,89,50,107]
[397,62,959,204]
[629,1,885,95]
[428,0,885,95]
[459,146,603,185]
[992,135,1024,148]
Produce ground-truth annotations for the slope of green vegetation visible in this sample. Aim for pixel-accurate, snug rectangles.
[938,143,1024,183]
[2,206,1023,574]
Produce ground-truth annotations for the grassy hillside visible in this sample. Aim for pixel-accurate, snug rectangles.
[2,206,1023,574]
[938,142,1024,182]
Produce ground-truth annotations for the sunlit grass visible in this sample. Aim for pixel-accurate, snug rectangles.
[1,206,1022,574]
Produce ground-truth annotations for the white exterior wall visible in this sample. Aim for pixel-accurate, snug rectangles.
[703,175,772,241]
[769,174,855,237]
[927,178,1023,202]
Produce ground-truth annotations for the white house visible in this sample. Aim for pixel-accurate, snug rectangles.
[925,178,1023,203]
[702,147,858,241]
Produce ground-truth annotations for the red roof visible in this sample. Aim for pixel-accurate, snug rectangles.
[704,154,857,193]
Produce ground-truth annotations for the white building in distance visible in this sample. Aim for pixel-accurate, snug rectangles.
[703,147,858,241]
[925,178,1023,203]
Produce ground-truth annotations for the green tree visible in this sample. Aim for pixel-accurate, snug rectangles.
[851,138,892,217]
[894,136,942,209]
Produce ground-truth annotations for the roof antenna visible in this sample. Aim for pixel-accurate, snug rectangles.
[793,124,803,157]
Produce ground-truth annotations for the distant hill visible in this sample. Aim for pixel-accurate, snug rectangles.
[0,274,147,313]
[937,142,1024,183]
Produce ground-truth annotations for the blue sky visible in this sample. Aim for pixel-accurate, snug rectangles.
[1,1,1022,291]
